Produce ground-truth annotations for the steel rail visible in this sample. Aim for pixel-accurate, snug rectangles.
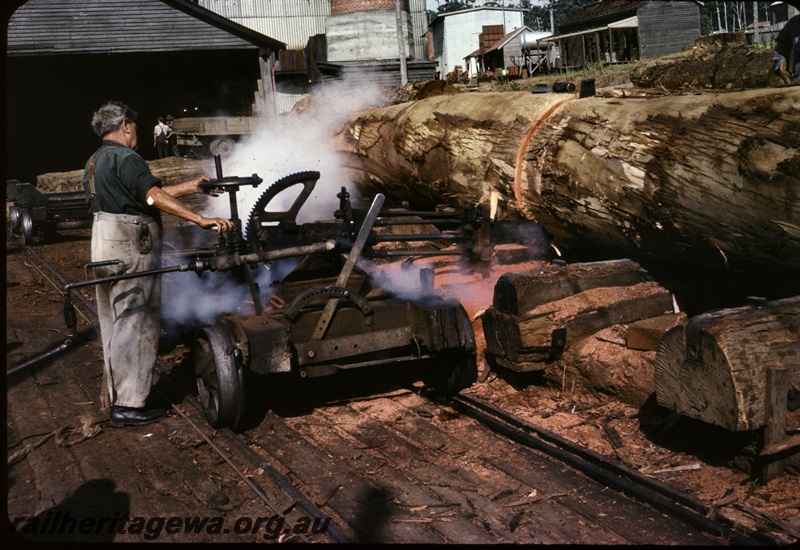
[432,391,774,546]
[151,380,314,544]
[153,365,353,544]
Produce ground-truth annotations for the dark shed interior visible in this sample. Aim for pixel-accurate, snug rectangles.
[5,0,285,185]
[7,50,261,183]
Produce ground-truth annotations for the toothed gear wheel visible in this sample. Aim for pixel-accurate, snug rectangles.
[245,171,321,252]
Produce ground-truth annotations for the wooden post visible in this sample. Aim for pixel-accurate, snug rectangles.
[759,367,789,483]
[594,32,601,64]
[395,0,408,86]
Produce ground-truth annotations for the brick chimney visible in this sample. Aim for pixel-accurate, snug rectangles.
[331,0,397,13]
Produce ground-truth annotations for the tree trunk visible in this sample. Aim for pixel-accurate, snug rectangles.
[335,87,800,275]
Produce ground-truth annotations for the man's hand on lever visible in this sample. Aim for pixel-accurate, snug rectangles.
[199,217,235,235]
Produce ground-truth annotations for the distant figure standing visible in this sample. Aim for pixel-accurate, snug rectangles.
[771,14,800,85]
[165,115,180,157]
[153,116,170,158]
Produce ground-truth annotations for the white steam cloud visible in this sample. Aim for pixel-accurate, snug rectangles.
[205,79,392,225]
[161,79,391,334]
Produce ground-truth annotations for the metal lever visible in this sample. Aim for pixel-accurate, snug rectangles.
[310,193,385,341]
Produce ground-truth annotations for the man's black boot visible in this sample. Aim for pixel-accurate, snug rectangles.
[110,405,166,427]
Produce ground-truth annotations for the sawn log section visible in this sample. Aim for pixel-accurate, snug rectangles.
[654,295,800,433]
[336,87,800,274]
[482,259,675,372]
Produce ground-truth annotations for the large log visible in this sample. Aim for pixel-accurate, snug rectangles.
[335,87,800,275]
[35,157,217,193]
[492,258,652,315]
[654,295,800,432]
[34,158,219,230]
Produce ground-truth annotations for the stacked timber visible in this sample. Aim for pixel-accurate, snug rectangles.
[482,259,676,372]
[35,158,219,230]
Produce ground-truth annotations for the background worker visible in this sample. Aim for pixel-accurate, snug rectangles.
[772,13,800,85]
[165,114,180,157]
[153,116,170,159]
[84,100,234,426]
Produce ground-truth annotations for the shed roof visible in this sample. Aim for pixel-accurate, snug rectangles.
[481,26,532,55]
[429,6,528,27]
[7,0,285,57]
[559,0,646,33]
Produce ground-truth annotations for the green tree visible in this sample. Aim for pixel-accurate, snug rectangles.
[549,0,598,33]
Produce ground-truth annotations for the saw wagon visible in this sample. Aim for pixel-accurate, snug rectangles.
[186,167,485,429]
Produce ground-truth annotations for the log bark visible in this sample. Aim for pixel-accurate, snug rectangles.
[335,87,800,274]
[654,295,800,432]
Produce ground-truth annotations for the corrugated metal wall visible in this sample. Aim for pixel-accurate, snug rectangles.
[197,0,432,113]
[638,1,700,59]
[319,60,436,87]
[409,0,428,60]
[8,0,263,56]
[198,0,330,50]
[199,0,428,59]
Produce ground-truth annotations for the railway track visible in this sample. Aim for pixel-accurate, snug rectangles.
[7,233,791,544]
[431,392,772,545]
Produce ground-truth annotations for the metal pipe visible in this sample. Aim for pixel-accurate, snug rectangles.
[7,335,76,376]
[372,218,463,227]
[212,240,336,271]
[63,263,203,294]
[374,233,462,242]
[54,220,93,230]
[378,210,465,218]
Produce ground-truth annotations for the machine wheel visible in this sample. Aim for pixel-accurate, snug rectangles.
[216,139,236,157]
[208,139,221,156]
[245,171,321,252]
[209,138,236,157]
[193,322,246,429]
[21,211,35,246]
[423,303,478,394]
[9,206,22,233]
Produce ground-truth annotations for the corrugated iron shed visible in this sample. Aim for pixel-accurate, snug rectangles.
[7,0,285,56]
[559,0,646,33]
[197,0,329,51]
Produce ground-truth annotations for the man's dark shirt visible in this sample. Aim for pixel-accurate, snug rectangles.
[83,139,162,221]
[774,14,800,77]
